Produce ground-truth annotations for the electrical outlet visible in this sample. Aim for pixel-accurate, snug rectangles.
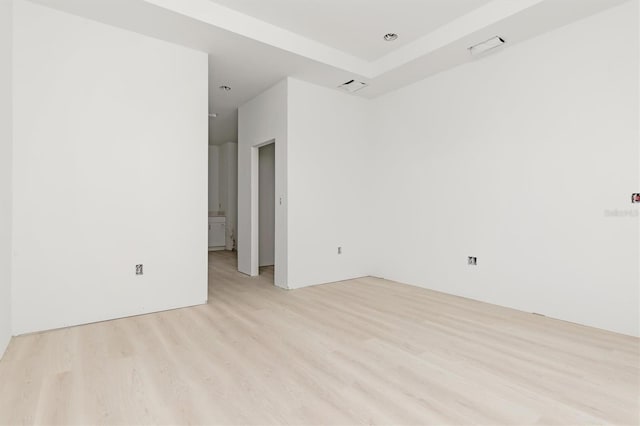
[467,256,477,266]
[337,247,342,255]
[136,264,143,275]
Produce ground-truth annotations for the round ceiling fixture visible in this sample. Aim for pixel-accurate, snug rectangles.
[383,33,398,42]
[219,85,231,91]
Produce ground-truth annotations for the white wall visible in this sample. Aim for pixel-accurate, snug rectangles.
[208,145,220,212]
[0,0,13,357]
[238,80,288,286]
[286,78,372,288]
[239,78,372,289]
[12,0,209,334]
[235,3,638,335]
[218,144,227,214]
[370,1,639,336]
[259,143,275,266]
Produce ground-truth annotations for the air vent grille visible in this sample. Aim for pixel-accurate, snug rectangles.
[338,79,368,93]
[469,36,505,56]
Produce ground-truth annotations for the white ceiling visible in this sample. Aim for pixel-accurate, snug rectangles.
[209,0,493,61]
[29,0,631,145]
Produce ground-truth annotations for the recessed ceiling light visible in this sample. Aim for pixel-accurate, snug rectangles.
[219,85,231,91]
[383,33,398,42]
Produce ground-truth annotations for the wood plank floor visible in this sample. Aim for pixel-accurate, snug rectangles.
[0,250,638,425]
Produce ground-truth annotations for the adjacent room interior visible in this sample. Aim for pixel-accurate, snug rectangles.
[0,0,638,424]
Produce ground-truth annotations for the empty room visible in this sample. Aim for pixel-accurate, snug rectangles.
[0,0,638,425]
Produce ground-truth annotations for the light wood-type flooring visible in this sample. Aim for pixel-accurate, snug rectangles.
[0,251,638,425]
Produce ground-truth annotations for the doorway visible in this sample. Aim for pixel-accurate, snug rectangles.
[238,137,285,288]
[258,143,275,281]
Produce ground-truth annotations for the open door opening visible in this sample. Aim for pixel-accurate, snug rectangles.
[207,142,239,293]
[258,142,275,283]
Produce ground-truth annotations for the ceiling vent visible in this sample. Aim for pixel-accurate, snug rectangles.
[468,36,505,56]
[338,79,368,93]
